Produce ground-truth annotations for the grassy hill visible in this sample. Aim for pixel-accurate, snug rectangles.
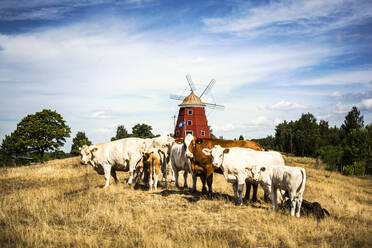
[0,156,371,247]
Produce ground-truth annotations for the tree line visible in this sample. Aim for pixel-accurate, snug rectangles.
[0,109,159,166]
[252,107,372,175]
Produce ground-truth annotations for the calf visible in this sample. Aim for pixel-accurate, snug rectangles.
[202,145,285,205]
[142,149,162,191]
[251,165,306,217]
[282,199,330,220]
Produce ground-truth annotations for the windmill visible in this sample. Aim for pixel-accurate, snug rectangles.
[170,74,225,138]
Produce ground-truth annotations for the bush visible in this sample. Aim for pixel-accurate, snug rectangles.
[343,161,365,176]
[343,165,353,175]
[353,161,365,175]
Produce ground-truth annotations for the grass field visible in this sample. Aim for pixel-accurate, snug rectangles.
[0,155,371,247]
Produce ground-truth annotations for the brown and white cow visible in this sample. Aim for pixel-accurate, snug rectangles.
[183,134,263,200]
[142,148,162,191]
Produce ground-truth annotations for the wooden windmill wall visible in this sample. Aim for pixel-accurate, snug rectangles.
[171,75,224,139]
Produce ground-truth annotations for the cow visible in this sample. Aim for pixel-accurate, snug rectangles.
[79,137,147,188]
[202,145,285,205]
[169,140,193,188]
[142,148,162,191]
[184,134,263,200]
[250,165,306,217]
[145,135,175,184]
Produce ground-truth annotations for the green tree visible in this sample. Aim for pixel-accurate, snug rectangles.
[341,106,364,137]
[111,125,129,141]
[0,131,27,166]
[238,135,244,140]
[71,131,92,156]
[15,109,71,163]
[131,123,155,138]
[209,126,217,139]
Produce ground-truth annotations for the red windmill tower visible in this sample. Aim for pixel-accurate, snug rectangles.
[170,74,224,139]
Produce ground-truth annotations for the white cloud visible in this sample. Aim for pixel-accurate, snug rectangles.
[213,116,268,132]
[297,69,372,86]
[267,101,307,111]
[89,111,113,119]
[330,91,342,98]
[203,0,372,37]
[359,98,372,110]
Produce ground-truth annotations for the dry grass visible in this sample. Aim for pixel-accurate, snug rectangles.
[0,155,371,247]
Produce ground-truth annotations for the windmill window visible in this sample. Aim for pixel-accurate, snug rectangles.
[175,130,180,137]
[188,109,193,115]
[187,120,192,125]
[185,130,193,135]
[201,130,205,136]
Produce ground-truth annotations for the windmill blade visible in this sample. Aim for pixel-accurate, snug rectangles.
[199,79,216,98]
[186,74,196,92]
[204,102,225,110]
[170,94,186,101]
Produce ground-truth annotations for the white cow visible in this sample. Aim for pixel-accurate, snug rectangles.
[202,145,285,205]
[251,165,306,217]
[169,141,193,188]
[80,137,147,187]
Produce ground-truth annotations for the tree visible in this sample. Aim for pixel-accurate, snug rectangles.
[239,135,244,140]
[341,106,364,137]
[71,131,92,156]
[209,126,217,139]
[0,131,27,166]
[111,125,129,141]
[15,109,71,163]
[131,123,155,138]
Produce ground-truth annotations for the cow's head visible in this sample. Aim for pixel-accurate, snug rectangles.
[202,145,229,168]
[184,134,196,159]
[250,166,266,182]
[79,145,97,165]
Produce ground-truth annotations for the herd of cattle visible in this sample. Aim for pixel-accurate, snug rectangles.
[79,134,307,217]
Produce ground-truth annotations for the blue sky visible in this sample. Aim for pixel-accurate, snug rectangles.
[0,0,371,151]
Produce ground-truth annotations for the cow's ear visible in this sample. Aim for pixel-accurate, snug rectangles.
[260,167,266,172]
[223,148,230,154]
[91,147,98,153]
[196,138,203,144]
[78,147,81,151]
[202,148,212,156]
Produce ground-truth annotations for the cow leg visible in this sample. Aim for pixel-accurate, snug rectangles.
[232,183,238,205]
[170,165,176,182]
[111,170,118,184]
[162,160,168,186]
[174,168,180,188]
[155,165,160,191]
[207,174,213,197]
[183,170,188,188]
[102,163,112,188]
[149,164,154,191]
[290,194,296,217]
[237,183,244,206]
[244,181,251,202]
[127,158,138,185]
[200,174,207,195]
[191,174,197,192]
[296,194,303,218]
[270,185,279,211]
[252,183,258,202]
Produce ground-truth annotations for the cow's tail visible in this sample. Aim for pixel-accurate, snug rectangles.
[322,208,330,217]
[297,168,306,196]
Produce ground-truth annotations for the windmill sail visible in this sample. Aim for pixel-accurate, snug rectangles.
[170,94,186,101]
[186,74,196,92]
[204,102,225,110]
[199,79,215,98]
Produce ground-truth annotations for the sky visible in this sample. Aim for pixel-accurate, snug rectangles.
[0,0,371,152]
